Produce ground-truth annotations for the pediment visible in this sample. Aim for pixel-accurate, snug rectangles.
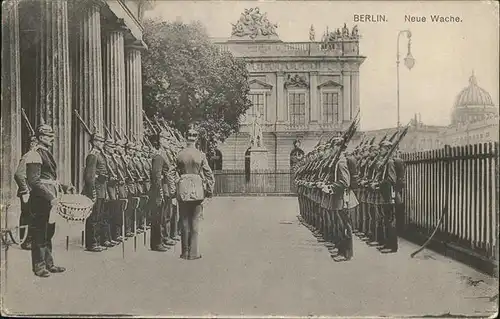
[249,79,273,90]
[317,80,343,89]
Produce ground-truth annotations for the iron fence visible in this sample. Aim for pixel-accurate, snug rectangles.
[401,142,499,261]
[213,169,297,195]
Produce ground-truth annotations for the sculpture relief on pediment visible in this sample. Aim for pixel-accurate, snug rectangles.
[319,75,341,84]
[284,73,309,89]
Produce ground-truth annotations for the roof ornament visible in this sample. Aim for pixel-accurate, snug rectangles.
[231,7,278,39]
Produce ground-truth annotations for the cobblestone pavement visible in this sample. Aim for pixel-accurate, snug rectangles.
[2,197,498,317]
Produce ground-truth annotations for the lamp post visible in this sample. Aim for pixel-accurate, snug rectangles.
[397,30,415,128]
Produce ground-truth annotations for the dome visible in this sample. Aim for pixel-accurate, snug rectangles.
[454,72,494,108]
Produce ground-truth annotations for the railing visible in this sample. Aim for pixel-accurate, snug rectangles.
[213,169,297,195]
[401,142,498,261]
[214,41,360,57]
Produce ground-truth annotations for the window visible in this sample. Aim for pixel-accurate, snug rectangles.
[322,92,339,123]
[244,93,265,123]
[289,92,306,125]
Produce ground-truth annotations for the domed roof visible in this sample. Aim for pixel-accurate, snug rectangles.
[454,71,494,108]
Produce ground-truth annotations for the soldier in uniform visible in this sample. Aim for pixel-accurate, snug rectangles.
[376,141,398,253]
[361,145,379,244]
[149,131,174,251]
[82,130,112,252]
[14,136,38,250]
[140,143,153,229]
[324,137,352,261]
[393,150,406,235]
[176,128,215,260]
[113,135,130,242]
[132,143,149,233]
[103,134,121,246]
[124,140,141,238]
[26,123,75,277]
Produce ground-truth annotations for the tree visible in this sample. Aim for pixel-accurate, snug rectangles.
[142,18,252,155]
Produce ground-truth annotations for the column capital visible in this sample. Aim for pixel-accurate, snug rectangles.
[102,17,129,34]
[125,39,148,51]
[309,71,319,76]
[277,71,285,77]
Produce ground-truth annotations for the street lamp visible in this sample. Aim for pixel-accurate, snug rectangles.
[397,30,415,128]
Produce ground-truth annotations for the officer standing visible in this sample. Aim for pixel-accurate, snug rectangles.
[149,131,174,251]
[14,136,38,250]
[82,130,111,252]
[25,123,75,277]
[176,128,215,260]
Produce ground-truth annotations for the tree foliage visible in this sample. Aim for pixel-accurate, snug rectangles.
[142,18,252,154]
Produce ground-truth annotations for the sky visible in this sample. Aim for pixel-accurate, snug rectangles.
[145,0,499,130]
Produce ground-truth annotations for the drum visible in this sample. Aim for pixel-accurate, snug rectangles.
[57,194,94,221]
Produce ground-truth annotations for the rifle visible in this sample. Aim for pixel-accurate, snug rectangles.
[21,108,35,137]
[142,110,158,135]
[73,109,93,136]
[126,133,146,182]
[374,124,410,181]
[319,115,359,182]
[103,124,126,183]
[114,126,138,182]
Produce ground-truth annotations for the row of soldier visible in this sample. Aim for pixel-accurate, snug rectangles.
[294,117,407,262]
[16,110,214,277]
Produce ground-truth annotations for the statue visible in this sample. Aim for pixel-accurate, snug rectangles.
[284,74,308,89]
[335,28,342,39]
[342,23,350,39]
[231,7,279,39]
[309,25,315,41]
[351,25,359,39]
[290,139,305,171]
[251,108,264,148]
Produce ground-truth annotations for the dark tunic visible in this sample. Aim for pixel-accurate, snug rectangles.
[82,149,108,200]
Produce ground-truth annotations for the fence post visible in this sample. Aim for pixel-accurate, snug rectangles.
[443,144,451,243]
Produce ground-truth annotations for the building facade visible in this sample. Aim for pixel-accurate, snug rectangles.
[363,72,498,152]
[1,0,151,229]
[212,8,365,171]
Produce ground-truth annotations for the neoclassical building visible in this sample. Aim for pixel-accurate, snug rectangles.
[364,72,498,152]
[1,0,151,228]
[212,8,365,171]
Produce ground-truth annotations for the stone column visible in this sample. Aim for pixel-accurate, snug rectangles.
[102,20,127,138]
[276,72,285,122]
[71,0,104,190]
[342,69,351,123]
[36,0,72,185]
[351,70,360,119]
[125,43,144,141]
[309,71,319,123]
[1,0,22,228]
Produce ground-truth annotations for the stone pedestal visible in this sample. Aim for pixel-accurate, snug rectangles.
[249,147,269,170]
